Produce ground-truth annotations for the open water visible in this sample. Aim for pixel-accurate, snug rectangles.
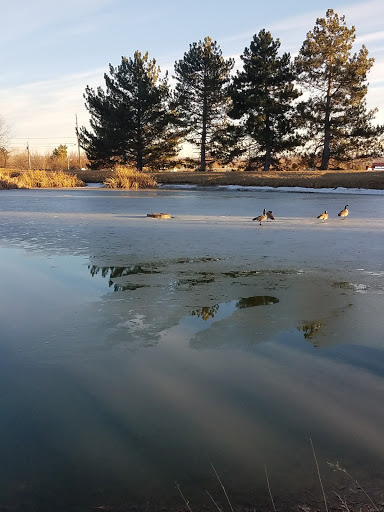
[1,186,384,511]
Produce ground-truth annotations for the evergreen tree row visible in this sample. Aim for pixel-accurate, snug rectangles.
[79,9,384,172]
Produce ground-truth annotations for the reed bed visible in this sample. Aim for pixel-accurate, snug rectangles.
[0,169,19,189]
[0,169,85,189]
[103,165,157,188]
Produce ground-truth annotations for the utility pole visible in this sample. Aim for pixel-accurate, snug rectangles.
[27,142,31,169]
[75,114,81,170]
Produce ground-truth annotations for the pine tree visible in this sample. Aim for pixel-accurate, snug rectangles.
[229,30,302,171]
[173,37,234,171]
[80,51,181,171]
[295,9,383,170]
[52,144,68,160]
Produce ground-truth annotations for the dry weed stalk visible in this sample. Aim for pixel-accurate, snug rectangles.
[210,462,235,512]
[327,461,380,512]
[175,481,193,512]
[205,489,224,512]
[310,438,329,512]
[265,465,277,512]
[333,491,352,512]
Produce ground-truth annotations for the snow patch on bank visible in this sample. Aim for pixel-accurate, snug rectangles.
[157,183,384,195]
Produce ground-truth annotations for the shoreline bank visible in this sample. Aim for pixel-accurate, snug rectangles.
[76,169,384,190]
[3,168,384,191]
[152,170,384,190]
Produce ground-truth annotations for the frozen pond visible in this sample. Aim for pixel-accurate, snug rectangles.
[1,187,384,511]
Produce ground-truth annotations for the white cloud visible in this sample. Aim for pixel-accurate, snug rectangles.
[342,0,384,30]
[222,1,384,53]
[0,69,105,150]
[2,0,384,152]
[356,31,384,45]
[1,1,105,47]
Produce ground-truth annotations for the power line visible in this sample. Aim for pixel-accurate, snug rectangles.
[9,141,77,144]
[8,143,78,147]
[12,137,77,140]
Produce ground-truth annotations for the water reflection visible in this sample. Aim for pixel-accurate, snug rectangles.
[2,246,384,511]
[191,296,279,321]
[191,304,220,320]
[223,269,297,278]
[89,264,159,278]
[237,295,279,308]
[3,186,384,512]
[112,282,148,292]
[297,322,323,344]
[87,262,303,296]
[332,281,368,293]
[174,276,216,288]
[88,264,158,292]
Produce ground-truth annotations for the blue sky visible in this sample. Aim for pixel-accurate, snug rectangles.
[1,0,384,155]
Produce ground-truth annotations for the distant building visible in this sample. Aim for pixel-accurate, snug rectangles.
[366,160,384,171]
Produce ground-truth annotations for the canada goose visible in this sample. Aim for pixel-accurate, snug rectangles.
[253,208,267,225]
[317,210,328,222]
[266,210,275,221]
[338,205,349,219]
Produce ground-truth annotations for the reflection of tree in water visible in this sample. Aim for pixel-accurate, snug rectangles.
[191,304,220,321]
[190,296,279,321]
[88,264,155,292]
[298,322,322,343]
[236,296,279,308]
[89,264,158,278]
[110,282,148,292]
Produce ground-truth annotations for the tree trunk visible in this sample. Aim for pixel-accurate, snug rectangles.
[263,114,271,171]
[264,146,272,172]
[320,123,331,170]
[320,76,332,170]
[137,152,143,172]
[137,108,143,172]
[200,90,208,172]
[200,137,206,172]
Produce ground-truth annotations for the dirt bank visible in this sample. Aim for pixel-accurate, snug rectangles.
[63,168,384,189]
[152,169,384,189]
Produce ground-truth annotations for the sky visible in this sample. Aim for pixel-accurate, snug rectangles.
[1,0,384,156]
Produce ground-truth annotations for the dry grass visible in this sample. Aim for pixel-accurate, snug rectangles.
[152,169,384,190]
[103,165,157,189]
[67,165,384,190]
[0,169,85,189]
[4,166,384,190]
[0,168,20,189]
[175,453,382,512]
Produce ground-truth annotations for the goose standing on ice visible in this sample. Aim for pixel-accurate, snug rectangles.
[266,210,275,221]
[338,205,349,219]
[253,208,267,225]
[317,210,328,222]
